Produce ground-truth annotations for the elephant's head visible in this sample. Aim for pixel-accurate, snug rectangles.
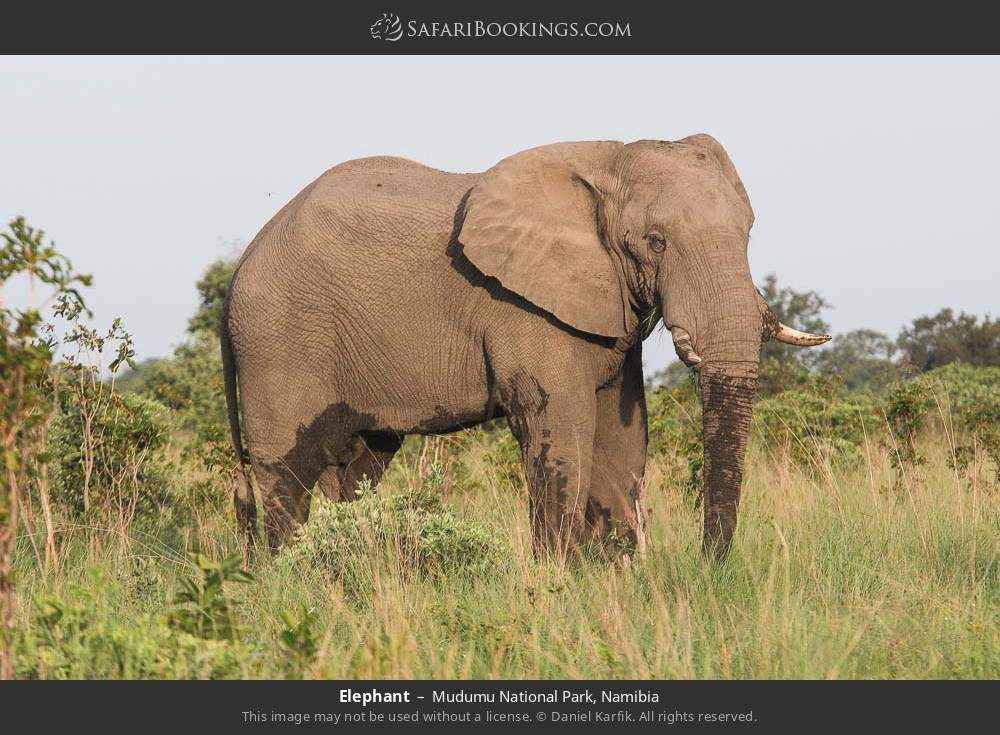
[459,136,829,557]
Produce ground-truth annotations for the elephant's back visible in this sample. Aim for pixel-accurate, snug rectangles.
[295,156,475,245]
[313,155,476,204]
[227,156,486,373]
[243,156,475,269]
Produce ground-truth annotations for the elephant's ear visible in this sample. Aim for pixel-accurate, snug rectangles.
[458,142,630,338]
[679,134,755,227]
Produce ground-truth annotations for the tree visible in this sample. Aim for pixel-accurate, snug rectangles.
[187,259,237,337]
[897,308,1000,373]
[757,274,831,396]
[114,356,168,394]
[0,218,90,679]
[814,329,898,393]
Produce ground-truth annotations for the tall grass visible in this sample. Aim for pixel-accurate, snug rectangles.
[10,412,999,680]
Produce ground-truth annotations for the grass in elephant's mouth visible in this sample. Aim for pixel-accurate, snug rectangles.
[11,428,1000,679]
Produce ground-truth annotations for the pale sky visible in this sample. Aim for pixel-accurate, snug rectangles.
[2,56,997,374]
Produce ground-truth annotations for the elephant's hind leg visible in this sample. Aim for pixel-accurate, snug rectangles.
[253,456,323,552]
[244,399,353,551]
[316,431,403,502]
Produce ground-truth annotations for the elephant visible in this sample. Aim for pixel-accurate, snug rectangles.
[221,135,829,557]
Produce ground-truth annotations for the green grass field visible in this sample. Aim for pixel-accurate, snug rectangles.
[11,420,1000,679]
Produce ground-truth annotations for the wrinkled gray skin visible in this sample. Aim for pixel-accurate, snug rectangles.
[222,136,827,557]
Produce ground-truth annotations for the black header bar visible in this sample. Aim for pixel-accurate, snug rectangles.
[3,1,999,54]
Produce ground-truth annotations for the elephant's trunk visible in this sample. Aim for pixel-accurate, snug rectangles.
[659,231,765,558]
[699,366,757,558]
[671,290,826,559]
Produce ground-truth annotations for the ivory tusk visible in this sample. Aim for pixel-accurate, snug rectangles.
[772,322,831,346]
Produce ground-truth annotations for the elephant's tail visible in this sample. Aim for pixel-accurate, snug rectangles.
[221,301,257,549]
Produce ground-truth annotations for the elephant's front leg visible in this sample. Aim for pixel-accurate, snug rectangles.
[503,379,597,558]
[586,343,649,556]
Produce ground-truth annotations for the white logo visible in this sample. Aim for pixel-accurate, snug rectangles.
[370,13,403,41]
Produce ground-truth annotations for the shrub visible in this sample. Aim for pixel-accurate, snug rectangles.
[48,383,173,521]
[446,419,523,494]
[39,291,179,534]
[278,604,321,678]
[927,362,1000,425]
[121,331,233,512]
[167,554,254,642]
[753,374,880,468]
[886,375,935,470]
[290,473,508,599]
[17,575,250,679]
[926,363,1000,479]
[646,379,703,502]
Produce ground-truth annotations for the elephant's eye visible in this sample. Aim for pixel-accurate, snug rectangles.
[645,232,667,253]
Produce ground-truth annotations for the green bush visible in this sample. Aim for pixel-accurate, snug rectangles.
[927,362,1000,423]
[16,574,250,679]
[278,604,321,678]
[122,331,233,511]
[167,554,254,642]
[290,473,509,599]
[753,374,881,467]
[925,363,1000,477]
[646,379,703,501]
[48,377,174,520]
[886,375,935,470]
[448,419,523,493]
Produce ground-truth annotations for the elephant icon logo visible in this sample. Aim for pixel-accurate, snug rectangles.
[370,13,403,42]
